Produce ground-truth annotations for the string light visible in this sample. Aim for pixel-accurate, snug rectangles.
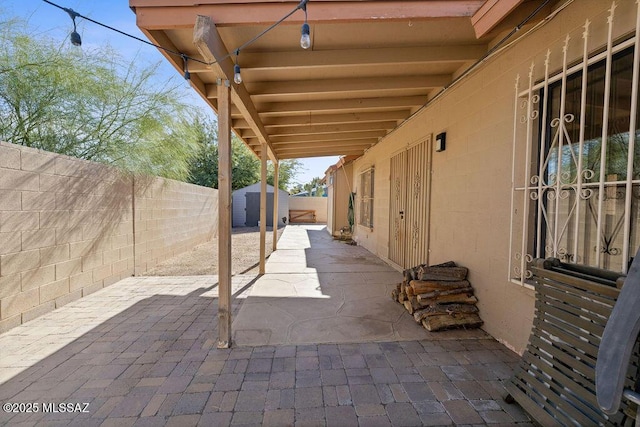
[43,0,311,79]
[300,23,311,49]
[234,64,242,84]
[182,54,190,81]
[63,6,81,46]
[232,49,242,84]
[300,0,311,49]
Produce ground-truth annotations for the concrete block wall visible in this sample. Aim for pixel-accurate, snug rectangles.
[134,177,217,274]
[0,142,217,333]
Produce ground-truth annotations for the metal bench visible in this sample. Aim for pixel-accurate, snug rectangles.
[506,256,640,426]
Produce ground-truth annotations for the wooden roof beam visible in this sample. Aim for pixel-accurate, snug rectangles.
[272,139,377,149]
[261,111,411,127]
[132,1,485,29]
[266,122,398,137]
[270,131,386,144]
[258,96,426,116]
[471,0,523,38]
[239,46,487,71]
[193,15,277,162]
[278,148,369,159]
[247,75,450,100]
[141,29,215,110]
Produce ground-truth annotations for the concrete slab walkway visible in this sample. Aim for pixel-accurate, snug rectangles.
[0,225,532,426]
[232,225,487,347]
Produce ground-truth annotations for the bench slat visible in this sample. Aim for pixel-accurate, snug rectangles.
[506,259,635,426]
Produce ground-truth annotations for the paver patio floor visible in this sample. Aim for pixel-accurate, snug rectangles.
[0,225,531,426]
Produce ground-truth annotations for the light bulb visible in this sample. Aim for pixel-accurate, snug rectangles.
[70,30,82,46]
[234,64,242,84]
[182,55,191,83]
[300,23,311,49]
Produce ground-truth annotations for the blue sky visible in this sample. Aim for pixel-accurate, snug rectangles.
[1,0,338,185]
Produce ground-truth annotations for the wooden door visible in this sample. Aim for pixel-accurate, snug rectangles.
[389,137,432,269]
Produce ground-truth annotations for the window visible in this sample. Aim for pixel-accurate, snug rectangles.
[511,41,640,283]
[358,168,374,228]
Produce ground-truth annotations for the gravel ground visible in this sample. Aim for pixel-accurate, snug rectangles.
[143,226,284,276]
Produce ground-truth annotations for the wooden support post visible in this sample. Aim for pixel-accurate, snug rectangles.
[259,145,267,274]
[272,161,279,252]
[217,80,232,348]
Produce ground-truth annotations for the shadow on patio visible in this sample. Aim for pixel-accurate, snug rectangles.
[0,225,531,426]
[232,225,489,347]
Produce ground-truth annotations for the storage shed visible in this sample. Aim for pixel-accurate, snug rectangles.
[232,183,289,227]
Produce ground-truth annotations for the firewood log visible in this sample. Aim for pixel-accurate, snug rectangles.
[415,266,468,281]
[417,294,478,306]
[429,261,458,268]
[416,286,472,299]
[413,307,432,323]
[403,297,420,314]
[421,313,483,332]
[413,303,479,317]
[391,289,399,302]
[410,280,470,295]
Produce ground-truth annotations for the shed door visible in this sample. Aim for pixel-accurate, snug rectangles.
[245,192,274,226]
[389,137,432,269]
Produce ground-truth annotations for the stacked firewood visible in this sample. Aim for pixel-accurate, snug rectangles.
[391,261,483,332]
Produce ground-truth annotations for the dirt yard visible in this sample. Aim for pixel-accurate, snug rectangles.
[143,226,285,276]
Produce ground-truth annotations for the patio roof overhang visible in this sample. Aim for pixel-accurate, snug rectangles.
[129,0,554,348]
[129,0,552,161]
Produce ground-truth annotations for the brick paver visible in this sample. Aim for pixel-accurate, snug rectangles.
[0,274,531,426]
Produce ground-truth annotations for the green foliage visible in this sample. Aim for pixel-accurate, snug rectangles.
[0,17,303,187]
[187,130,302,191]
[186,118,220,188]
[289,183,304,195]
[268,159,303,192]
[0,18,200,180]
[233,139,261,190]
[288,176,326,196]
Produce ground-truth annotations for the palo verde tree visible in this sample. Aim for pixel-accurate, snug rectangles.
[0,18,201,180]
[187,125,303,191]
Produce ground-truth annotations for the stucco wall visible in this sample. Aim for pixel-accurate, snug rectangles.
[352,0,627,354]
[327,163,354,236]
[288,196,328,223]
[0,142,217,333]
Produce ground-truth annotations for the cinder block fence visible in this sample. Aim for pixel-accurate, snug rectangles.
[0,142,218,333]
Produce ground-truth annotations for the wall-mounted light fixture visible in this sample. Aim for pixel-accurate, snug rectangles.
[435,132,446,152]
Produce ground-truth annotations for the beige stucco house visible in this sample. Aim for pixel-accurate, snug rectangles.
[129,0,640,355]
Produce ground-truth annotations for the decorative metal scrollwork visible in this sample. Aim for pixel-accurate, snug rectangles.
[513,252,533,279]
[413,173,421,199]
[580,188,594,200]
[393,218,400,241]
[582,169,595,180]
